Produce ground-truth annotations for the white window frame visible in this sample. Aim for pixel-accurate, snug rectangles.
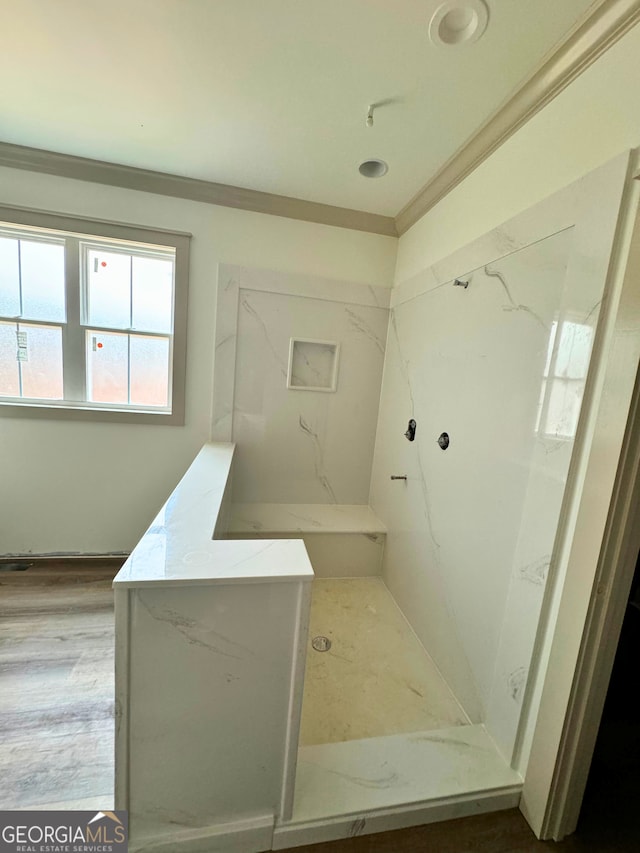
[0,204,190,425]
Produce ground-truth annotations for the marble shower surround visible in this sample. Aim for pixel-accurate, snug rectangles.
[370,154,633,764]
[213,264,390,504]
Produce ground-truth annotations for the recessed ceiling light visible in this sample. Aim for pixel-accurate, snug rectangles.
[359,159,389,178]
[429,0,489,47]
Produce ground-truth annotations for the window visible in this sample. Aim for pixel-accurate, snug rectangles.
[0,206,189,424]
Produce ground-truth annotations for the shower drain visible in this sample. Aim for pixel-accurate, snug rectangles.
[312,635,332,652]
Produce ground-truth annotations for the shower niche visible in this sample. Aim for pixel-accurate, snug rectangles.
[287,337,340,392]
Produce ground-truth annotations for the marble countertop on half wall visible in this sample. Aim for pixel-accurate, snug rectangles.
[113,442,314,589]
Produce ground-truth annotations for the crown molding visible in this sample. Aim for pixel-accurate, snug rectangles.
[1,0,636,241]
[0,142,398,238]
[395,0,640,236]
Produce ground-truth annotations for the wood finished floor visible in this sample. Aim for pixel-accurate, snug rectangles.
[0,560,120,810]
[2,561,637,851]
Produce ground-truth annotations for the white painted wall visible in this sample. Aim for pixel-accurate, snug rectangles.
[396,22,640,283]
[0,167,396,554]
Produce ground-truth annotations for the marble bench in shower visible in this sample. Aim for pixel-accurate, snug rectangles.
[226,503,386,577]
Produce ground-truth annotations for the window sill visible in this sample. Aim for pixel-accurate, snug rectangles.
[0,398,184,425]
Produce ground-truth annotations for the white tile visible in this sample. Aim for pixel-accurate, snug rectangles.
[232,288,388,503]
[371,155,631,766]
[371,229,576,722]
[227,532,384,578]
[228,503,386,534]
[212,263,390,501]
[121,579,310,844]
[227,504,387,577]
[290,724,521,823]
[220,264,391,309]
[273,789,521,849]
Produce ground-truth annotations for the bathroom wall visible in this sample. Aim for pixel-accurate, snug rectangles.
[370,155,631,734]
[213,264,389,503]
[0,167,396,554]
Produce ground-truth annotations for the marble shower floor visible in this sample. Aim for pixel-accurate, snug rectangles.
[0,561,119,810]
[299,578,469,746]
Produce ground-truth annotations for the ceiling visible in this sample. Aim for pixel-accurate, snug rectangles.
[0,0,600,218]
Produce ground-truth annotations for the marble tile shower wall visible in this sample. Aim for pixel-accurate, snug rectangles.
[214,264,390,504]
[370,227,583,729]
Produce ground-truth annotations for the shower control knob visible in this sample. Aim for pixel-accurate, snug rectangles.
[438,432,450,450]
[405,419,417,441]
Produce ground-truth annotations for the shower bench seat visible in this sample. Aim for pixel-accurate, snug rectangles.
[227,503,386,577]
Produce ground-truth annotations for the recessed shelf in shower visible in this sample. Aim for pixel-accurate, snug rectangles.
[287,338,340,392]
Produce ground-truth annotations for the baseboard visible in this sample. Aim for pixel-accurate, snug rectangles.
[129,814,274,853]
[0,552,129,563]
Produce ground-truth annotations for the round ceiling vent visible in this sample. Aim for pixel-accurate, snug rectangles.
[429,0,489,47]
[359,159,389,178]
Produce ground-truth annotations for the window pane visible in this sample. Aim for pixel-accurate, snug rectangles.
[130,335,170,407]
[87,249,131,329]
[132,256,173,333]
[0,321,19,396]
[86,330,128,404]
[555,321,593,379]
[19,323,64,399]
[20,240,66,321]
[0,237,20,317]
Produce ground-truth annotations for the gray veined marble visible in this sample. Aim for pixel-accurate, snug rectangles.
[222,274,388,504]
[372,225,581,730]
[388,309,441,551]
[507,667,528,705]
[215,332,236,350]
[136,595,255,660]
[321,766,401,790]
[518,556,551,585]
[287,510,324,528]
[240,294,287,379]
[345,307,386,354]
[349,818,367,838]
[584,298,602,324]
[299,414,338,503]
[483,264,549,329]
[289,339,337,389]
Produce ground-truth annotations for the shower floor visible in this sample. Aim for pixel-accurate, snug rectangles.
[283,577,521,843]
[299,578,469,746]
